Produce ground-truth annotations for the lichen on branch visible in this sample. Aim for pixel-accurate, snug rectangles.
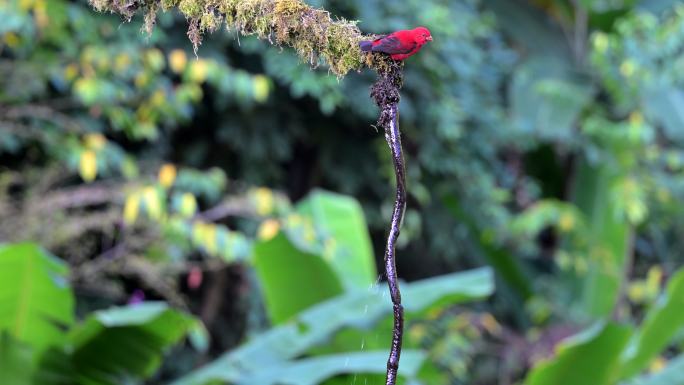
[88,0,392,76]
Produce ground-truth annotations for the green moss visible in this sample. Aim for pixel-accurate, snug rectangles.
[178,0,203,18]
[199,10,223,33]
[233,0,272,37]
[160,0,181,11]
[274,0,306,15]
[87,0,394,77]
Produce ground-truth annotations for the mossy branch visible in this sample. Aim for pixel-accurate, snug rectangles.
[88,0,394,76]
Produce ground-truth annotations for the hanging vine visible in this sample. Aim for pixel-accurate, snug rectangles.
[371,60,406,385]
[88,0,409,383]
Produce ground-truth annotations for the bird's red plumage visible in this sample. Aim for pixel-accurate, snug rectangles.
[359,27,432,61]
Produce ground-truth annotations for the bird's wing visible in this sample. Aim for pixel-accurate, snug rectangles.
[372,35,416,55]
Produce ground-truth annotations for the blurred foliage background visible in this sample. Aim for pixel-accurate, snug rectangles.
[3,0,684,384]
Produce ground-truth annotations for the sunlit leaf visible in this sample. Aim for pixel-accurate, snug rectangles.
[158,163,177,189]
[78,150,97,182]
[178,192,198,218]
[253,233,344,324]
[524,322,632,385]
[296,189,377,290]
[169,49,188,74]
[257,219,281,241]
[619,268,684,379]
[123,193,140,225]
[252,74,270,102]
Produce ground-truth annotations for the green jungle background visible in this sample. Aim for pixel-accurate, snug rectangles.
[3,0,684,384]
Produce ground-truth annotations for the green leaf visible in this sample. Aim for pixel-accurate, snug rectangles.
[485,0,573,60]
[0,333,35,385]
[510,57,594,142]
[443,195,533,300]
[619,268,684,379]
[171,268,493,385]
[402,267,494,313]
[296,189,377,290]
[253,233,345,324]
[625,354,684,385]
[637,0,681,13]
[236,350,426,385]
[0,243,74,352]
[524,322,633,385]
[573,161,632,318]
[642,87,684,144]
[67,302,196,385]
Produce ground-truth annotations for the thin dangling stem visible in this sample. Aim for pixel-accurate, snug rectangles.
[370,60,406,385]
[383,102,406,385]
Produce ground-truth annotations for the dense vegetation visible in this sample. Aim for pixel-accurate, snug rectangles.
[3,0,684,384]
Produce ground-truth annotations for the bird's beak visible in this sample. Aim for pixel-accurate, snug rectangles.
[427,36,433,41]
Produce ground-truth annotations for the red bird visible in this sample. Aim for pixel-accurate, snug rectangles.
[359,27,433,61]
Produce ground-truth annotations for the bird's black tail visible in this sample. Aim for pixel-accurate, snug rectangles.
[359,40,373,52]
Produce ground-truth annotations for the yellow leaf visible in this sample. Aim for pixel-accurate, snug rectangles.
[123,194,140,225]
[179,193,198,217]
[649,356,667,373]
[168,49,188,74]
[203,224,218,255]
[63,63,79,81]
[558,212,575,232]
[34,0,48,28]
[480,313,502,336]
[252,75,270,102]
[19,0,34,11]
[143,187,162,220]
[3,32,20,48]
[192,222,208,246]
[150,89,166,107]
[158,163,177,189]
[646,266,663,299]
[253,187,275,216]
[628,281,647,303]
[257,219,280,241]
[84,133,107,150]
[189,59,209,83]
[79,150,97,182]
[191,222,218,254]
